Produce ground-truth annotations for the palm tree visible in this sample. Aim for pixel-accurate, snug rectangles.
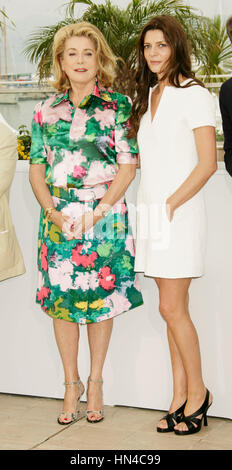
[0,9,15,78]
[0,8,13,31]
[196,15,232,83]
[24,0,210,95]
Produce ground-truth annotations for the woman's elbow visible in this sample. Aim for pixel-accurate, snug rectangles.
[29,167,33,184]
[209,160,218,176]
[29,166,37,186]
[128,165,136,181]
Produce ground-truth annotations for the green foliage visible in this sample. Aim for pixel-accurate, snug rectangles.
[197,15,232,82]
[23,1,230,95]
[17,125,31,160]
[24,0,210,94]
[0,8,15,33]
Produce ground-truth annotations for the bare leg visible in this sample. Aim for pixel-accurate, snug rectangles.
[168,291,189,408]
[86,318,113,421]
[156,279,188,430]
[155,278,211,431]
[53,318,84,423]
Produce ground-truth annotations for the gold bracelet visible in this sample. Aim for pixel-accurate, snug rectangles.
[45,206,56,220]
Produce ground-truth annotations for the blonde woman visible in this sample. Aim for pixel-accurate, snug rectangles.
[29,22,143,425]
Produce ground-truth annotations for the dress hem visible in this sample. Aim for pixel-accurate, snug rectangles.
[134,269,204,279]
[37,299,144,324]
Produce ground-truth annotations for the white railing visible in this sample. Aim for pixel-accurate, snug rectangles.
[0,74,231,90]
[0,80,53,93]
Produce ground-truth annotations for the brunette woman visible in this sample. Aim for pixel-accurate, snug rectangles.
[131,15,217,435]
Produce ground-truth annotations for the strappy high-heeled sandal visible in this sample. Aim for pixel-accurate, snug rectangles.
[86,377,104,424]
[57,379,85,425]
[174,388,212,436]
[157,401,187,433]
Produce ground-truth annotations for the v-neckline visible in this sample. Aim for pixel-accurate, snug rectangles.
[149,78,193,124]
[149,84,167,124]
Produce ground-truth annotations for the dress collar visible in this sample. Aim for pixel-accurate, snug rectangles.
[50,81,113,108]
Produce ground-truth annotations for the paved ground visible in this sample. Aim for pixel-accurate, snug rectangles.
[0,393,231,450]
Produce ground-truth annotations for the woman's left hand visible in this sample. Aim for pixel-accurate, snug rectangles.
[166,199,175,222]
[68,211,95,240]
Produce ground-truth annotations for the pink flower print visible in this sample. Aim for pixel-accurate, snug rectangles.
[42,96,72,125]
[53,150,87,186]
[34,107,43,126]
[109,130,115,149]
[37,286,51,306]
[98,266,116,291]
[86,160,116,186]
[73,165,87,179]
[71,244,98,268]
[134,274,141,292]
[69,108,89,141]
[94,108,115,130]
[103,101,117,111]
[51,196,60,209]
[93,83,101,97]
[104,291,131,316]
[61,202,86,223]
[46,146,56,166]
[38,271,44,290]
[73,272,90,291]
[40,242,48,271]
[89,271,99,290]
[115,128,131,153]
[50,252,57,263]
[52,152,71,186]
[73,271,99,292]
[125,234,135,256]
[49,260,73,292]
[121,202,127,215]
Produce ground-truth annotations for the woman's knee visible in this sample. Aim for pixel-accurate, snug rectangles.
[159,300,186,325]
[159,301,176,323]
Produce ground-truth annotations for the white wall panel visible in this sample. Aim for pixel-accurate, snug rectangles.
[0,161,231,419]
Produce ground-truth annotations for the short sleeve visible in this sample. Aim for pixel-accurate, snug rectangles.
[30,102,47,165]
[115,94,138,164]
[185,85,216,130]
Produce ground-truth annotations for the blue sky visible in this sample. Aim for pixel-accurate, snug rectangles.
[2,0,232,74]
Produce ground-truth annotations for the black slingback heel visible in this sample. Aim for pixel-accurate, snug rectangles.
[174,388,212,436]
[157,401,187,433]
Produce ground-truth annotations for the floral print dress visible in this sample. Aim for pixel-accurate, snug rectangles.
[30,82,143,324]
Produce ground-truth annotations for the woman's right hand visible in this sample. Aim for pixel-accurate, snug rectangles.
[49,209,73,235]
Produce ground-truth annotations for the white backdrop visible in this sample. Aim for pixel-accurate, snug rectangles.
[0,161,232,419]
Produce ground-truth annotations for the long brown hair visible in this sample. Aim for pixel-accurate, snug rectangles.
[129,15,204,138]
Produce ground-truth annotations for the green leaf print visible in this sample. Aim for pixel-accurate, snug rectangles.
[49,224,62,243]
[86,133,97,142]
[50,297,71,321]
[97,242,113,258]
[121,254,133,271]
[46,124,57,135]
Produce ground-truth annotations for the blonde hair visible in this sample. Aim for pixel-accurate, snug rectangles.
[51,22,118,92]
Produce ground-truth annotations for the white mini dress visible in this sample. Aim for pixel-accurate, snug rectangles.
[134,80,216,278]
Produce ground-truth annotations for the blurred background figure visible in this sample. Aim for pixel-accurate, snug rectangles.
[219,16,232,176]
[0,113,25,282]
